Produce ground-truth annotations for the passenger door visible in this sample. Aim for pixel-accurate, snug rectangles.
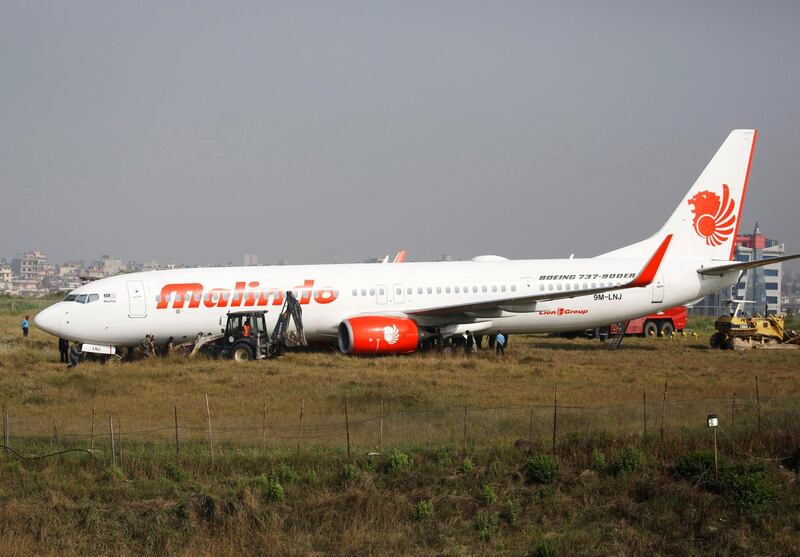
[651,271,665,303]
[127,280,147,318]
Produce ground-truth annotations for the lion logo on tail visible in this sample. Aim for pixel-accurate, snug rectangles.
[687,184,736,246]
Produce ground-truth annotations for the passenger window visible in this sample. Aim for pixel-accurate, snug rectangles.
[361,289,366,296]
[370,289,375,296]
[379,288,385,295]
[155,295,161,303]
[472,286,478,293]
[352,289,357,296]
[511,285,516,292]
[436,287,442,294]
[547,284,553,291]
[454,286,460,293]
[591,283,596,289]
[491,285,497,292]
[407,288,412,295]
[539,284,545,291]
[481,286,487,293]
[88,294,99,303]
[557,284,562,291]
[417,287,422,294]
[500,285,506,292]
[445,287,451,294]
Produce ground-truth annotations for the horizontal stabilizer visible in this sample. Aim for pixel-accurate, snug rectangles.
[697,253,800,276]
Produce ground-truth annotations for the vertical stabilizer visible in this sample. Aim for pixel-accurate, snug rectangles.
[601,129,757,261]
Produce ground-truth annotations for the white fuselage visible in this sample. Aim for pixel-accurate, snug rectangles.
[35,257,735,347]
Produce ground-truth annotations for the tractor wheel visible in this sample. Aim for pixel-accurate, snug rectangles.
[231,342,255,361]
[725,338,735,350]
[643,321,658,338]
[709,332,720,349]
[659,322,675,337]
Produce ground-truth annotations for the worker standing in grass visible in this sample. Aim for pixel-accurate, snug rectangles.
[21,315,30,337]
[58,338,69,363]
[67,342,82,368]
[495,331,506,356]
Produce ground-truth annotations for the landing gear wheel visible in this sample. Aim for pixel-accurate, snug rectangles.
[232,342,254,361]
[643,321,658,338]
[659,322,674,337]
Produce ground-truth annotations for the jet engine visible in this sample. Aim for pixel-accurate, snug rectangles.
[338,316,420,355]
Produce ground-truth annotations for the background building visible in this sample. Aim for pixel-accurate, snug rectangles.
[690,224,785,316]
[11,250,47,283]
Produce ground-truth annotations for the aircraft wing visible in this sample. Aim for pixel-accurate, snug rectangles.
[408,235,673,317]
[697,253,800,276]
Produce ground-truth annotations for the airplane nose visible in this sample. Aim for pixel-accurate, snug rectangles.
[34,305,61,337]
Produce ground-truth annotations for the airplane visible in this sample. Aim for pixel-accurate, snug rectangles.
[34,129,800,357]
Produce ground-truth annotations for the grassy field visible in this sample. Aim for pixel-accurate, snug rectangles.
[1,313,799,555]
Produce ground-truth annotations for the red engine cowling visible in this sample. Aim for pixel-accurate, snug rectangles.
[338,316,420,355]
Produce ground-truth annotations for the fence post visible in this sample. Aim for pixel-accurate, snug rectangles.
[528,405,534,454]
[660,381,667,444]
[755,376,761,436]
[462,406,468,453]
[379,399,384,453]
[297,397,304,454]
[3,404,8,454]
[204,393,214,465]
[642,389,647,442]
[90,404,95,451]
[117,418,123,464]
[344,396,351,458]
[262,402,267,449]
[174,405,180,455]
[109,415,116,467]
[53,419,59,448]
[552,384,558,455]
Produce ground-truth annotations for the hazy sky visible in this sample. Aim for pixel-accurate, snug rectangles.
[1,1,798,267]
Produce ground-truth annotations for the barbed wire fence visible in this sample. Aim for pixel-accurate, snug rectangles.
[2,382,799,464]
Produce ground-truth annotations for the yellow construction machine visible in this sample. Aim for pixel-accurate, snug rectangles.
[711,301,800,350]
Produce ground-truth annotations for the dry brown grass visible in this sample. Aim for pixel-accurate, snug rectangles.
[1,311,800,555]
[1,313,798,441]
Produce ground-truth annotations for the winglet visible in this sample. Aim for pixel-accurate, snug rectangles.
[393,250,407,263]
[630,234,672,287]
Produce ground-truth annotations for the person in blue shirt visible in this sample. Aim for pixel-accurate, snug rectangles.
[495,331,506,356]
[21,316,30,337]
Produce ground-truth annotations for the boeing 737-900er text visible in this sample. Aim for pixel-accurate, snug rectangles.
[35,130,800,355]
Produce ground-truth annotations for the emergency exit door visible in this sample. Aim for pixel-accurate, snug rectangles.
[376,284,388,305]
[127,280,147,318]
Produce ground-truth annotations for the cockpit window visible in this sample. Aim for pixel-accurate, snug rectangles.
[64,294,78,302]
[75,294,88,304]
[87,294,99,303]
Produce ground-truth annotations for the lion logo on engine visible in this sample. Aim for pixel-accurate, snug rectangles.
[383,324,400,345]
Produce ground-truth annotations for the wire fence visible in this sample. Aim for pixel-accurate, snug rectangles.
[2,390,799,462]
[0,299,57,314]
